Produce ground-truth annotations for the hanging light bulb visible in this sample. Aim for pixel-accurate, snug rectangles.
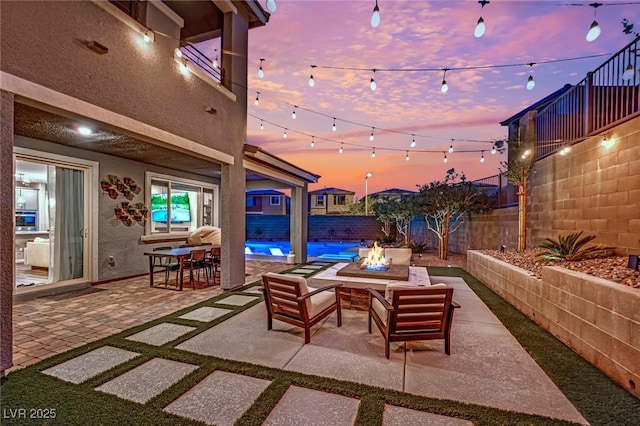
[491,145,497,155]
[371,148,376,158]
[332,118,337,132]
[586,3,602,42]
[370,69,377,91]
[371,0,380,28]
[339,143,344,154]
[474,0,490,38]
[480,151,485,163]
[310,136,315,147]
[309,65,316,87]
[622,62,636,81]
[448,141,454,153]
[405,151,410,161]
[443,153,448,163]
[410,136,416,148]
[258,58,265,79]
[266,0,277,13]
[441,69,449,93]
[526,63,535,90]
[283,129,287,138]
[292,107,297,120]
[369,128,375,141]
[260,120,264,130]
[254,92,260,106]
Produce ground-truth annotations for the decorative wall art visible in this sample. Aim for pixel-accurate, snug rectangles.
[100,175,148,226]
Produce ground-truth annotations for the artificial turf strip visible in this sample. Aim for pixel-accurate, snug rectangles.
[0,265,628,426]
[428,266,640,426]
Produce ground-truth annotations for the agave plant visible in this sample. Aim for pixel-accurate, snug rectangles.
[535,231,614,261]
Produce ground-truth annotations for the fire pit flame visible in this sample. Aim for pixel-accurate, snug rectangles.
[360,242,391,271]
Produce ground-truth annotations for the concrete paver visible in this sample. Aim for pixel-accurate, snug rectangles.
[215,295,258,306]
[164,371,271,426]
[126,323,196,346]
[178,307,233,322]
[42,346,139,384]
[383,405,473,426]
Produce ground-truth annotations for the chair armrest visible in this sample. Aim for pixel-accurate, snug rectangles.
[366,288,393,311]
[452,301,461,309]
[298,283,342,301]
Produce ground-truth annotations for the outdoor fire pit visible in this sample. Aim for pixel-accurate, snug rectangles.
[336,242,410,281]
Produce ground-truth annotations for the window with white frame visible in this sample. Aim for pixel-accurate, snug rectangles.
[270,195,281,206]
[146,172,217,235]
[334,194,346,205]
[247,196,257,207]
[315,195,324,206]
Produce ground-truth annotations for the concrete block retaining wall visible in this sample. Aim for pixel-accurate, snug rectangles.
[246,215,384,241]
[467,250,640,398]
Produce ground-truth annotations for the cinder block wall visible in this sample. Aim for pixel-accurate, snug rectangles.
[246,215,384,241]
[468,250,640,398]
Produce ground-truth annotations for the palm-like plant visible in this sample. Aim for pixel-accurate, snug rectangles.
[536,231,614,261]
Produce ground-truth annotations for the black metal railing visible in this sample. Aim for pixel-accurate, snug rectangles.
[470,174,518,209]
[180,45,223,85]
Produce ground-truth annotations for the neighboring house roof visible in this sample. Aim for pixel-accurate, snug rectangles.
[369,188,418,197]
[500,84,573,126]
[246,189,289,197]
[309,187,355,195]
[244,144,321,184]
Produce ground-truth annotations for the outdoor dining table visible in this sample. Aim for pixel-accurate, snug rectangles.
[143,245,213,291]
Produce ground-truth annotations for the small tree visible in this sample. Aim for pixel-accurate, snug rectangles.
[416,169,492,260]
[500,158,535,252]
[371,199,393,240]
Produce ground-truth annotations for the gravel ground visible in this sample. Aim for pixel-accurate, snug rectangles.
[410,249,639,288]
[481,249,640,288]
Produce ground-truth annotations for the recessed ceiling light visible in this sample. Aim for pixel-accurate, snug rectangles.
[78,126,92,136]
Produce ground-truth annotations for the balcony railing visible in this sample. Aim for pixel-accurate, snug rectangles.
[180,45,223,85]
[470,174,518,209]
[535,36,639,160]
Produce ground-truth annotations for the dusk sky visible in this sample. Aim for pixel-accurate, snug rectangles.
[208,1,639,197]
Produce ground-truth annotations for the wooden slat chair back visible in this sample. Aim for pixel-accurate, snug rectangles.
[261,272,342,344]
[368,285,459,358]
[184,249,209,289]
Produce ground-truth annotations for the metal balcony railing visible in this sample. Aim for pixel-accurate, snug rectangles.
[180,45,223,85]
[470,174,518,209]
[534,36,639,160]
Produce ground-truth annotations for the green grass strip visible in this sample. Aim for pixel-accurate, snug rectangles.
[2,265,636,425]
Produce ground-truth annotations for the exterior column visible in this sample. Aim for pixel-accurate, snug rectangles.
[1,91,15,375]
[290,185,309,263]
[220,163,246,290]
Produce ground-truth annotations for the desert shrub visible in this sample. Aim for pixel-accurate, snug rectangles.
[535,231,614,261]
[409,241,428,253]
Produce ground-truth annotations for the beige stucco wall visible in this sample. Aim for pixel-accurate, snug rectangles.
[467,250,640,399]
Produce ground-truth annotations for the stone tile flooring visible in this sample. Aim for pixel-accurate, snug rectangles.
[125,323,196,346]
[41,346,140,384]
[10,260,289,372]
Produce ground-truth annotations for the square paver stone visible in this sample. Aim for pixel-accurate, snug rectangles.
[301,265,323,269]
[243,286,264,294]
[42,346,140,384]
[95,358,198,404]
[179,307,233,322]
[126,323,196,346]
[291,269,316,274]
[263,386,359,426]
[164,371,271,426]
[383,405,473,426]
[216,295,258,306]
[310,262,331,265]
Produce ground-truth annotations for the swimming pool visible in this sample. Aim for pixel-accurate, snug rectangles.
[245,240,360,259]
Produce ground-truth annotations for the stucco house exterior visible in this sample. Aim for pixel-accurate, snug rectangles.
[0,0,318,375]
[246,189,289,215]
[308,187,355,215]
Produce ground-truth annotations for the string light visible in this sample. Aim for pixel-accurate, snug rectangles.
[283,129,287,138]
[480,151,485,163]
[339,143,344,154]
[370,69,377,91]
[311,136,315,147]
[448,141,454,153]
[371,0,380,28]
[332,118,337,132]
[369,128,375,141]
[443,153,448,163]
[410,136,416,148]
[212,49,218,68]
[266,0,277,13]
[260,120,264,130]
[491,145,497,155]
[622,61,636,81]
[371,148,376,158]
[292,107,297,120]
[309,65,316,87]
[441,69,449,93]
[526,63,536,90]
[258,58,265,79]
[474,0,490,38]
[405,151,410,161]
[586,3,602,42]
[254,92,260,106]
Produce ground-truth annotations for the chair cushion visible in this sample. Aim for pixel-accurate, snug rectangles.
[308,290,337,318]
[264,272,312,311]
[385,282,448,303]
[371,297,388,326]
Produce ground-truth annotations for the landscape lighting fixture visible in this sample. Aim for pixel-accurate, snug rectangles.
[441,69,449,93]
[474,0,490,38]
[586,3,602,42]
[370,70,377,91]
[371,0,380,28]
[332,118,337,132]
[369,128,375,141]
[258,58,265,79]
[266,0,277,13]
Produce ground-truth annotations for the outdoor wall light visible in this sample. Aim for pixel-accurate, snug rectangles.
[143,30,154,43]
[77,126,92,136]
[371,0,380,28]
[174,48,183,58]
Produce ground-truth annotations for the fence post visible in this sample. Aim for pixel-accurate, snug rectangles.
[584,71,594,135]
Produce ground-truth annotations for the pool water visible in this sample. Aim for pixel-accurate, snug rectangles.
[245,240,360,259]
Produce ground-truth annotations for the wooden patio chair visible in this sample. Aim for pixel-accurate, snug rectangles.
[261,272,342,344]
[183,249,209,289]
[367,284,460,358]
